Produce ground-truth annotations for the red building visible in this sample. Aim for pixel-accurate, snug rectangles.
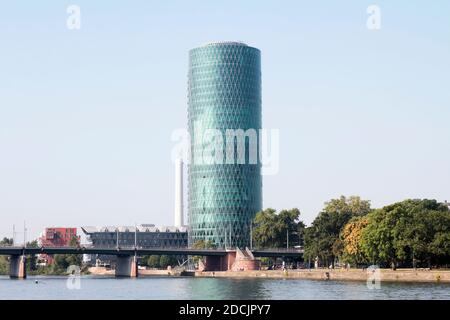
[38,228,80,265]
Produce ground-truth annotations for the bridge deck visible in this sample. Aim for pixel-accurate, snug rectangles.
[0,247,303,257]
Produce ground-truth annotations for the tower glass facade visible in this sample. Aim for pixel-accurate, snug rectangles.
[188,42,262,248]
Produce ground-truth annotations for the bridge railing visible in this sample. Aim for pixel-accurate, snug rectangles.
[251,247,304,253]
[0,245,227,251]
[0,245,304,253]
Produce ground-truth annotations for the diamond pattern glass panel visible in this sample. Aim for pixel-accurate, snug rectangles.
[188,42,262,248]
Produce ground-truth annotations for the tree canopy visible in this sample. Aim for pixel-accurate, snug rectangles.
[359,199,450,267]
[303,196,372,267]
[252,208,305,249]
[341,216,369,265]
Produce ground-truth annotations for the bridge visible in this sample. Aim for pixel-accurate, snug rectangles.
[0,246,303,278]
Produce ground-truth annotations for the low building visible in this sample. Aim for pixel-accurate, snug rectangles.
[81,224,188,265]
[38,227,80,265]
[81,225,188,248]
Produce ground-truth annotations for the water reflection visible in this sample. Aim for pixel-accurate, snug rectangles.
[0,276,449,300]
[183,277,270,300]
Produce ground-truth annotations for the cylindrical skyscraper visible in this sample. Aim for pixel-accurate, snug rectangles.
[188,41,262,248]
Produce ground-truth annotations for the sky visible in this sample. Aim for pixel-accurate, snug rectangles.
[1,1,449,241]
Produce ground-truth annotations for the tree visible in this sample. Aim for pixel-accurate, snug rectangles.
[0,238,13,246]
[359,208,393,267]
[51,236,82,273]
[252,208,305,249]
[252,208,278,248]
[140,256,149,266]
[341,216,369,265]
[407,200,450,266]
[147,255,160,268]
[0,240,11,274]
[277,208,305,248]
[324,196,371,217]
[304,196,371,268]
[26,240,39,272]
[54,254,71,270]
[360,199,450,268]
[0,238,14,273]
[159,255,177,269]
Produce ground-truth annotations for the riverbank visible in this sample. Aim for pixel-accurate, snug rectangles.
[87,266,450,283]
[87,267,115,276]
[87,267,186,277]
[195,269,450,283]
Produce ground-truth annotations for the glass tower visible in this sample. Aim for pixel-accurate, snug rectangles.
[188,41,262,248]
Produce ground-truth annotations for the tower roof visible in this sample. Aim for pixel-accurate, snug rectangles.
[201,41,248,47]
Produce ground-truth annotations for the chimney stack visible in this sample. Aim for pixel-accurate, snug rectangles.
[174,158,184,227]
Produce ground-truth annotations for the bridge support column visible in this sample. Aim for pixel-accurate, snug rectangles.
[115,255,138,278]
[230,248,260,271]
[202,249,261,271]
[202,251,236,271]
[10,255,26,279]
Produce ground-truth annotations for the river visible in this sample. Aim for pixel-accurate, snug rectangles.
[0,276,449,299]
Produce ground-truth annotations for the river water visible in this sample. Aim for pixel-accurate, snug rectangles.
[0,276,449,300]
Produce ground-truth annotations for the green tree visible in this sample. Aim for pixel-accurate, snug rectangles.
[0,240,11,274]
[407,200,450,266]
[159,255,177,269]
[276,208,305,248]
[304,196,371,268]
[147,255,160,268]
[0,237,13,246]
[140,255,149,266]
[26,240,39,272]
[0,256,8,275]
[360,199,450,268]
[252,208,278,248]
[0,238,13,273]
[324,196,371,217]
[252,208,305,249]
[54,254,71,270]
[50,236,82,273]
[359,208,395,267]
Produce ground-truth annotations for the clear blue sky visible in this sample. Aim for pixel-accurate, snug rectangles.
[1,1,449,240]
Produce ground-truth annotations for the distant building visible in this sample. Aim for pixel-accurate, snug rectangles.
[81,225,188,248]
[39,227,79,246]
[38,227,80,265]
[81,225,188,265]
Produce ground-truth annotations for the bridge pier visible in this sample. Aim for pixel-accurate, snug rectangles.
[202,254,232,271]
[115,255,138,278]
[201,249,260,271]
[9,255,26,279]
